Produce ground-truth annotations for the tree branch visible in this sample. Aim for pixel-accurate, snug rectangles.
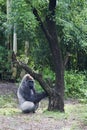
[33,8,52,40]
[12,52,53,95]
[25,0,52,40]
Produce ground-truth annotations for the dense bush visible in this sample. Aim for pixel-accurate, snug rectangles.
[0,46,12,81]
[35,68,87,99]
[65,71,87,99]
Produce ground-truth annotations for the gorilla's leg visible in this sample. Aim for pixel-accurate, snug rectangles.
[20,101,36,113]
[17,89,38,113]
[17,88,25,105]
[20,92,47,113]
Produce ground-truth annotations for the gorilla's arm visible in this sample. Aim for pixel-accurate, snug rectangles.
[29,92,47,103]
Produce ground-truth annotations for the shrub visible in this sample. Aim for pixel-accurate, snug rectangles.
[65,71,87,99]
[0,46,12,81]
[35,68,87,99]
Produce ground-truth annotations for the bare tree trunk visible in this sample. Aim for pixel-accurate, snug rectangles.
[20,40,29,78]
[25,41,29,56]
[6,0,13,81]
[6,0,12,49]
[12,24,17,79]
[13,25,17,54]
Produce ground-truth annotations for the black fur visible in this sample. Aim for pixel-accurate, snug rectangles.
[17,74,48,113]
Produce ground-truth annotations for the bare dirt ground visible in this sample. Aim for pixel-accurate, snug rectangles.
[0,82,87,130]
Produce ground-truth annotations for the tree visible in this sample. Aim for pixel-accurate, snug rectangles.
[13,0,65,112]
[33,0,64,112]
[11,0,87,111]
[34,0,64,111]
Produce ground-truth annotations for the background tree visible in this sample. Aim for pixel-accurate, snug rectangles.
[0,0,87,111]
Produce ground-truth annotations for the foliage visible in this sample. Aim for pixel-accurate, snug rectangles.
[0,93,87,130]
[0,0,87,81]
[35,68,87,100]
[10,0,87,71]
[42,67,55,81]
[44,103,87,129]
[34,67,87,99]
[1,0,87,72]
[56,0,87,70]
[65,71,87,99]
[11,0,38,41]
[0,95,19,116]
[0,46,12,80]
[0,108,20,116]
[0,5,6,45]
[35,67,55,92]
[0,95,17,108]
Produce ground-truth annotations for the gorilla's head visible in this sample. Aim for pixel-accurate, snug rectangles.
[21,74,34,90]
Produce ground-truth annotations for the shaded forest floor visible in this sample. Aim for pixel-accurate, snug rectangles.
[0,82,87,130]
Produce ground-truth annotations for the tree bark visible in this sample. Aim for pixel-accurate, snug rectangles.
[13,24,17,55]
[6,0,12,50]
[20,40,29,78]
[12,53,52,95]
[33,0,64,111]
[12,24,17,80]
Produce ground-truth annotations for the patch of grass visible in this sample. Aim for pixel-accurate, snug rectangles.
[0,95,20,116]
[0,108,21,116]
[75,104,87,124]
[0,94,87,129]
[0,95,17,108]
[78,98,87,104]
[43,109,69,120]
[43,103,87,129]
[65,103,87,125]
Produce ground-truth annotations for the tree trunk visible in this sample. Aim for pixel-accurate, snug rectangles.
[12,24,17,80]
[20,40,29,78]
[20,0,65,112]
[25,40,29,56]
[46,0,64,111]
[6,0,12,49]
[13,25,17,54]
[48,93,64,112]
[33,0,64,112]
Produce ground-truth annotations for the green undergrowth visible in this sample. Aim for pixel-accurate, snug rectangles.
[43,103,87,129]
[0,95,17,108]
[43,103,87,119]
[0,108,21,116]
[36,69,87,100]
[0,94,87,130]
[65,71,87,99]
[0,95,20,116]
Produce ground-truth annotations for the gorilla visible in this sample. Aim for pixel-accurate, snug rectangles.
[17,74,48,113]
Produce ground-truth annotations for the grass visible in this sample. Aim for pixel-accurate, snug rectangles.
[0,95,17,108]
[0,108,20,116]
[0,95,20,116]
[0,95,87,129]
[43,103,87,129]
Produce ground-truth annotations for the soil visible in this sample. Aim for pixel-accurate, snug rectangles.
[0,82,87,130]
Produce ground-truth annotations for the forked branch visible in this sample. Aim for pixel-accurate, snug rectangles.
[12,52,52,95]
